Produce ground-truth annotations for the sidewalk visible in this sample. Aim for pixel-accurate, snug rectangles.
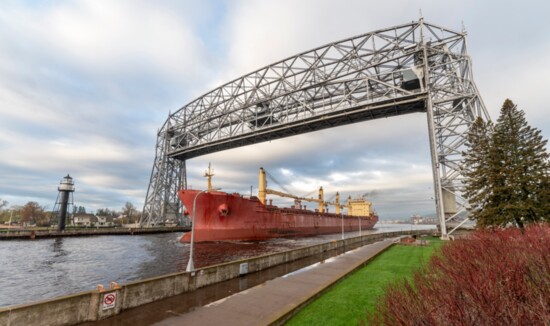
[155,238,396,326]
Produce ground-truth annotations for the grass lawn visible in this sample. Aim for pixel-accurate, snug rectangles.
[286,237,445,326]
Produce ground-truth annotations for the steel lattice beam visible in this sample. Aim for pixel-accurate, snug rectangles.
[140,19,490,237]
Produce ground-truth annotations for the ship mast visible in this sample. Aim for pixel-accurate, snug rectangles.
[335,192,340,214]
[204,163,214,192]
[258,167,267,205]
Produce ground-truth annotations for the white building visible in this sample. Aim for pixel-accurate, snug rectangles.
[96,216,114,227]
[73,214,98,227]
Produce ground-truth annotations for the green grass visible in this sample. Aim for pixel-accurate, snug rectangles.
[286,238,444,326]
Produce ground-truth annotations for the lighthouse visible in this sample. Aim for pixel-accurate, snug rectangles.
[55,174,75,231]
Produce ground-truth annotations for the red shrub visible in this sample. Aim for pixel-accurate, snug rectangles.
[367,224,550,325]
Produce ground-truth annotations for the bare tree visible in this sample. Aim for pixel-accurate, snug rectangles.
[0,198,8,210]
[21,201,47,226]
[122,202,137,223]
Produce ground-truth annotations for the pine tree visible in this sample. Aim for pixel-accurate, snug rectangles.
[462,117,494,226]
[493,99,550,226]
[463,99,550,228]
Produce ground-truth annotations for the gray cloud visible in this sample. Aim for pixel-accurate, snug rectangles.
[0,0,548,219]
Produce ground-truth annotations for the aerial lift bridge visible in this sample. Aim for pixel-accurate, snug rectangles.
[140,19,490,238]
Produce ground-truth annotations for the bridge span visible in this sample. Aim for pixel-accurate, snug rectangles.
[140,19,490,238]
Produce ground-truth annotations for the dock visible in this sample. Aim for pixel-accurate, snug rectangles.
[0,226,190,240]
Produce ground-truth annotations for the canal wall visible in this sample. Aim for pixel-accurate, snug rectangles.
[0,226,189,240]
[0,230,430,326]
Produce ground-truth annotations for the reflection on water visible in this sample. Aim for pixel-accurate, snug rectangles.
[52,238,67,258]
[0,223,434,307]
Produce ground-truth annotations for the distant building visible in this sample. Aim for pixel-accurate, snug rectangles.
[96,216,114,227]
[73,214,98,227]
[411,214,423,224]
[410,214,437,225]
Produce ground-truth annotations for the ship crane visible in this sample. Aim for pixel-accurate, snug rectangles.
[326,192,345,215]
[259,167,333,213]
[258,167,372,217]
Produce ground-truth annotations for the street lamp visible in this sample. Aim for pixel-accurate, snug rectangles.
[7,210,13,235]
[341,213,344,240]
[186,188,221,273]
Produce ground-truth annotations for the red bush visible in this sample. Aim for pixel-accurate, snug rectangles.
[367,224,550,325]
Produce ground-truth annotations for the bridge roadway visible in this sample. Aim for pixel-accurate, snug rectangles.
[88,237,396,326]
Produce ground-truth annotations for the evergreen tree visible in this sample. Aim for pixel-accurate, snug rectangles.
[462,117,494,226]
[493,99,550,226]
[463,99,550,228]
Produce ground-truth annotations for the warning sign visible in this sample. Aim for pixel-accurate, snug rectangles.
[102,292,117,310]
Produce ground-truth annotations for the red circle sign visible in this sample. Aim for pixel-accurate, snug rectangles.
[104,293,116,305]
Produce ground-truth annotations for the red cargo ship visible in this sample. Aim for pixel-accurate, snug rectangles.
[179,166,378,242]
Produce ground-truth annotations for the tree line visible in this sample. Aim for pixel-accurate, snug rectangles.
[0,200,140,227]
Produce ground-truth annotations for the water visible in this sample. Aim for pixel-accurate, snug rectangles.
[0,223,434,307]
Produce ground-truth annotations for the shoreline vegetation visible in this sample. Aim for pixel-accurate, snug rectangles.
[367,224,550,325]
[288,224,550,325]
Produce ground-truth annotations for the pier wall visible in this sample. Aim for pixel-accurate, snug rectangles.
[0,226,189,240]
[0,230,429,325]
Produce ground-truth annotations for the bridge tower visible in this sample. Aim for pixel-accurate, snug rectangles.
[140,19,490,237]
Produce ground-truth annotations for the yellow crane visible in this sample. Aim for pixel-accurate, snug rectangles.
[259,167,326,212]
[258,167,372,216]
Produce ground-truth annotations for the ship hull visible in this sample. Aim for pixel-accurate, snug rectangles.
[178,190,378,242]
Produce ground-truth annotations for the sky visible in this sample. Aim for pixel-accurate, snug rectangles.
[0,0,549,219]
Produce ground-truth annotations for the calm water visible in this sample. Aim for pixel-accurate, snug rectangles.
[0,223,434,307]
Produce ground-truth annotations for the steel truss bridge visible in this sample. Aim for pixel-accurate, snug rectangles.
[140,19,490,238]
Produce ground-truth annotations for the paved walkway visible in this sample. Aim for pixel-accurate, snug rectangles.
[155,238,396,326]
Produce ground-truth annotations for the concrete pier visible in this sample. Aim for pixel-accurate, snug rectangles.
[0,227,189,240]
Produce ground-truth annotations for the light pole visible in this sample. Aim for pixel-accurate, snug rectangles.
[359,216,362,237]
[7,210,13,235]
[186,188,220,273]
[341,213,344,240]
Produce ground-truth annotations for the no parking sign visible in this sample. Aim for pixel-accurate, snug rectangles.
[102,292,117,310]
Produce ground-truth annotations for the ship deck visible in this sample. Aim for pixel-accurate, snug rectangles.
[265,205,374,219]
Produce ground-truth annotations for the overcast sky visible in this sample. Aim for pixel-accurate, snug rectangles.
[0,0,548,219]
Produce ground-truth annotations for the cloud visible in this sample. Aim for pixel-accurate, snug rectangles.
[201,0,550,219]
[0,0,549,220]
[0,1,216,212]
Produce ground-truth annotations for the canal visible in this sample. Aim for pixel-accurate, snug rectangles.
[0,223,434,307]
